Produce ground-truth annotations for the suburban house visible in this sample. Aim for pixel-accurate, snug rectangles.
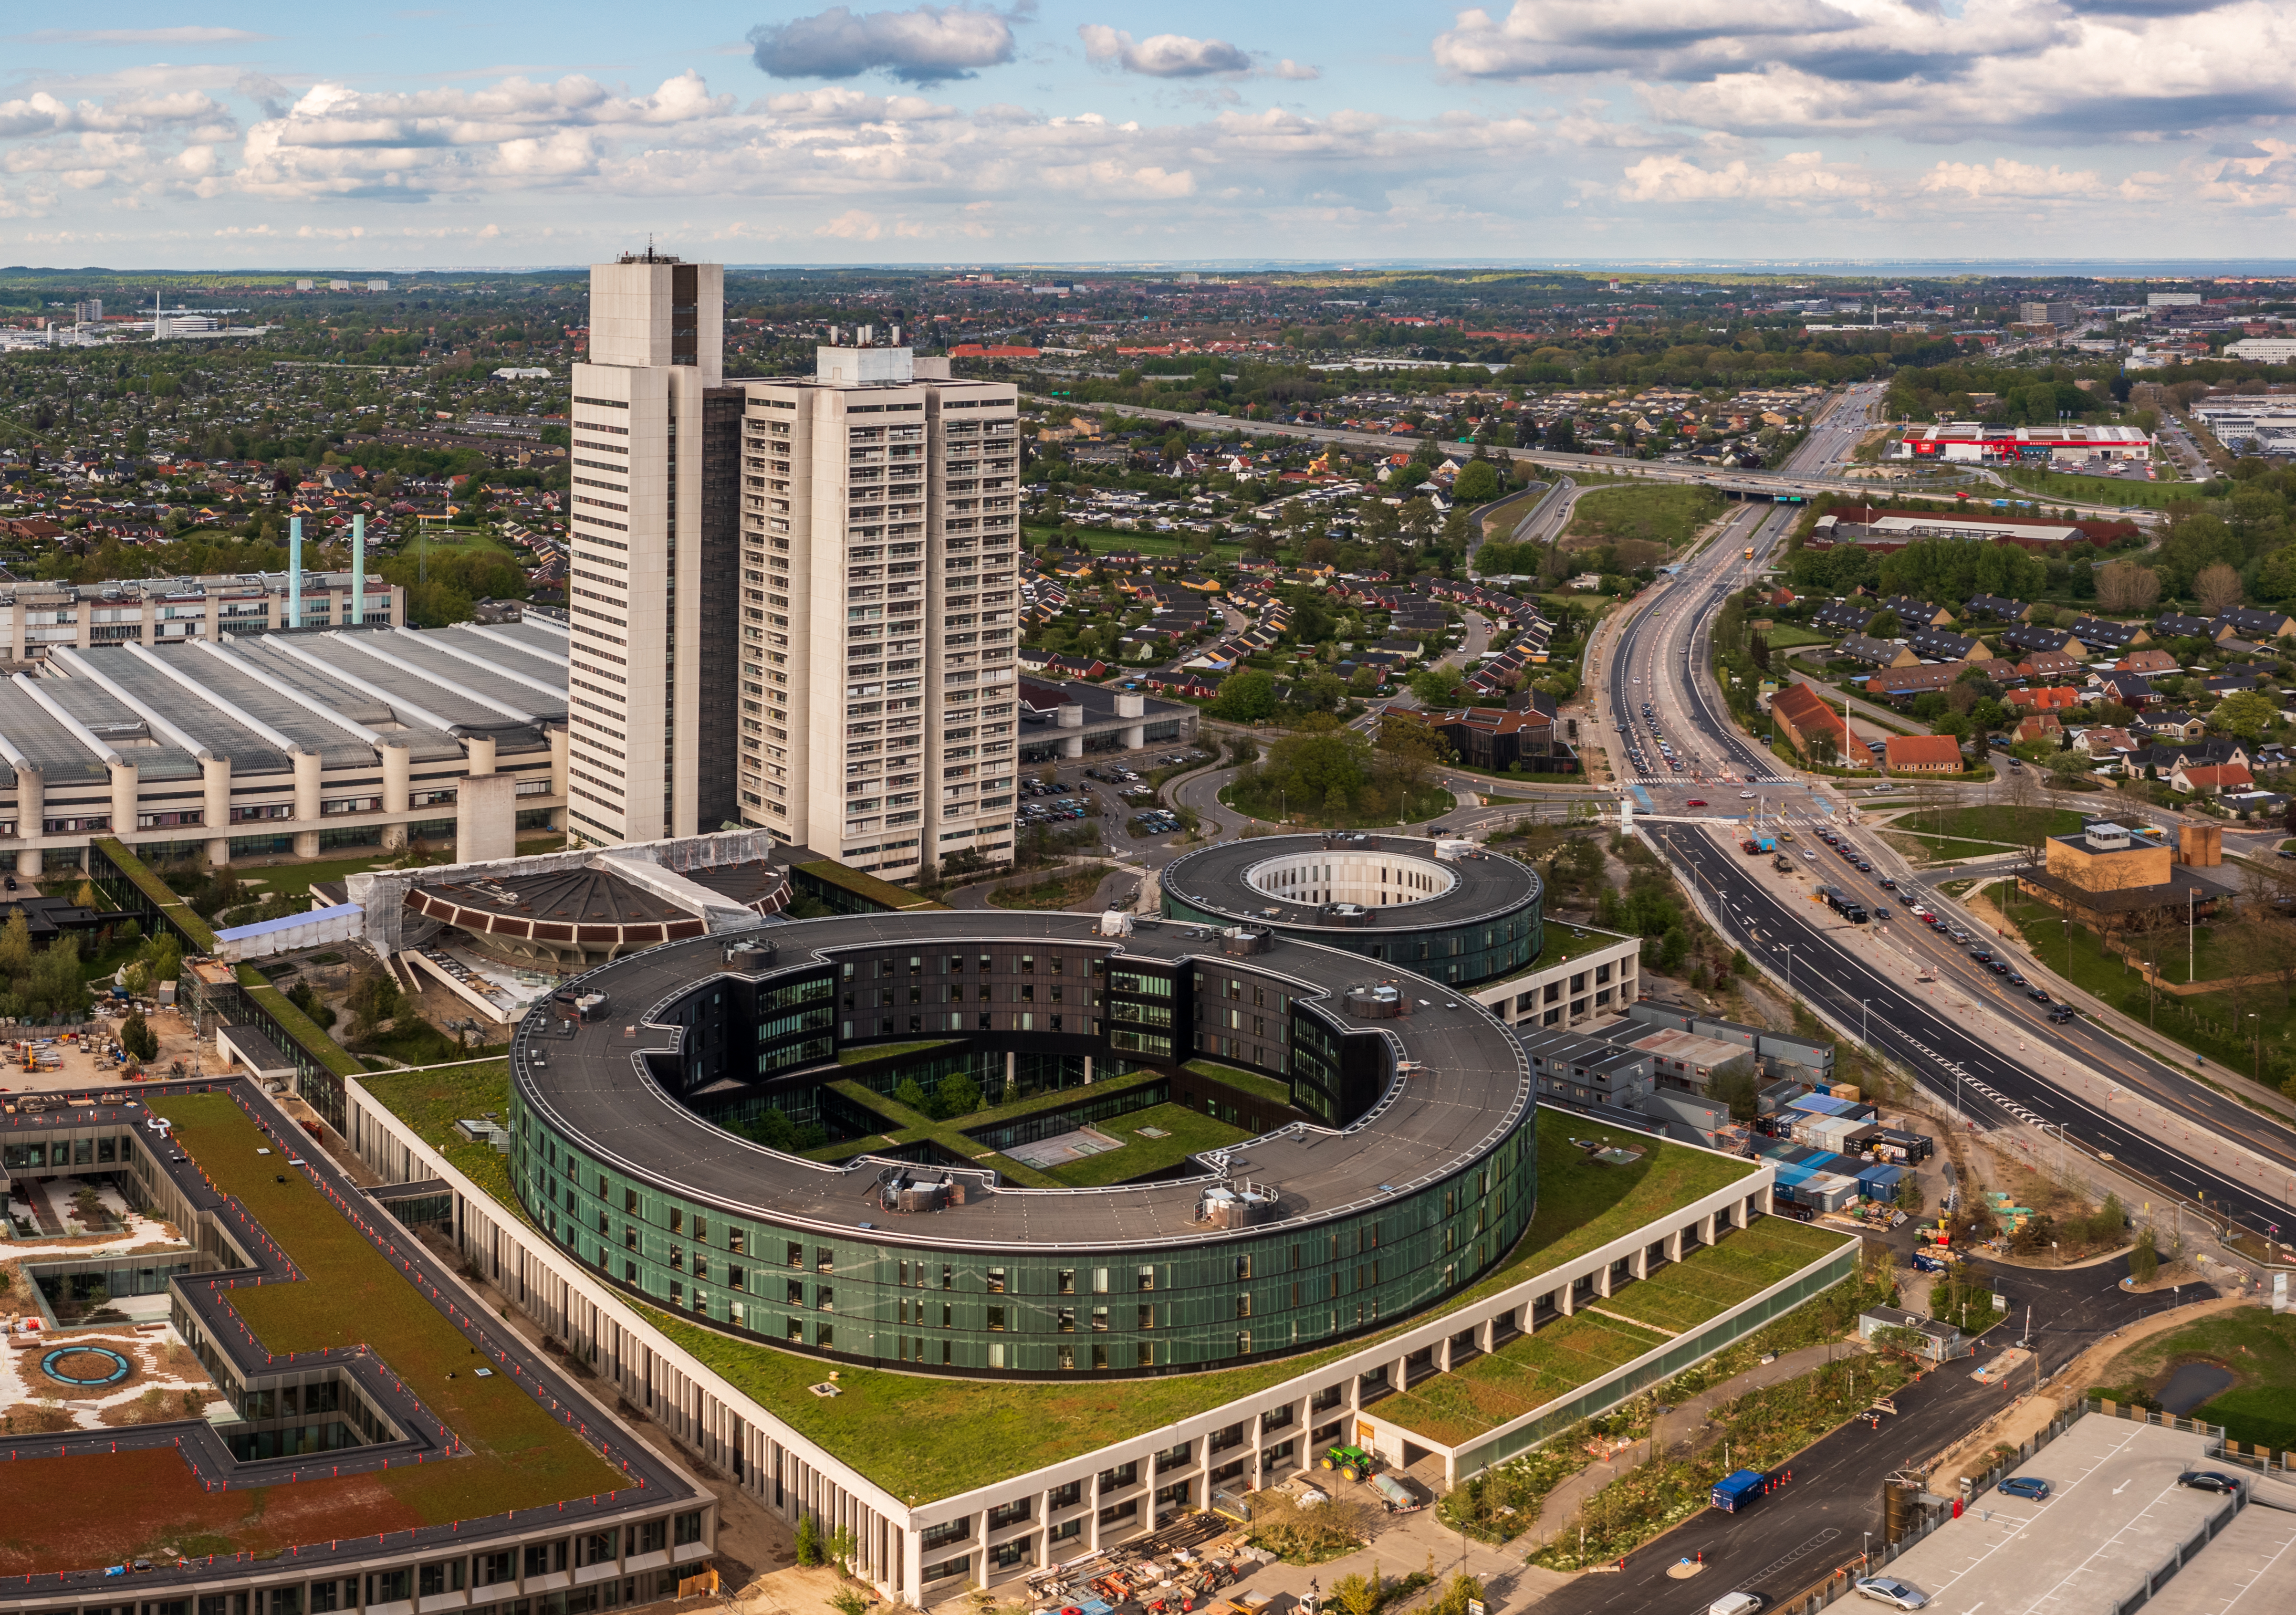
[1771,682,1857,762]
[1884,734,1967,774]
[2171,758,2256,796]
[1840,634,1920,669]
[2007,686,2081,712]
[2115,649,2179,675]
[2013,713,2065,745]
[1963,593,2033,623]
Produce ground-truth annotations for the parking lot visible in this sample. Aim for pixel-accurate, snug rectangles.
[1872,1416,2278,1615]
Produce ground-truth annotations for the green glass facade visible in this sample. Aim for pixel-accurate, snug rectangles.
[509,937,1540,1381]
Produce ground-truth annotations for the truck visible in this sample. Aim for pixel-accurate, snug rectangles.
[1823,887,1870,923]
[1740,832,1777,855]
[1711,1469,1768,1512]
[1772,853,1794,872]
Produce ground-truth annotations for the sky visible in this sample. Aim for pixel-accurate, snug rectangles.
[4,1,2296,269]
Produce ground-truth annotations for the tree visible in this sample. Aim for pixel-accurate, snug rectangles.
[2096,562,2160,614]
[795,1513,823,1568]
[892,1078,930,1116]
[825,1522,858,1576]
[2129,1226,2159,1284]
[1864,609,1902,640]
[1453,460,1502,505]
[2194,560,2244,617]
[1408,666,1458,708]
[1207,669,1277,722]
[2212,687,2277,740]
[1709,1065,1760,1122]
[1331,1564,1384,1615]
[931,1072,982,1119]
[0,912,30,981]
[120,1009,158,1064]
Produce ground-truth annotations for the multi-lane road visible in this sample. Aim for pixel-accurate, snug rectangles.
[1589,381,2296,1239]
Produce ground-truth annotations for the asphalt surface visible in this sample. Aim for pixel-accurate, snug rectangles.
[1586,379,2296,1238]
[1529,1251,2174,1615]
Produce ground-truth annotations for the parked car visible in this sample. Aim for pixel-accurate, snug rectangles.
[2179,1471,2243,1494]
[1853,1579,1930,1610]
[1997,1476,2051,1501]
[1708,1595,1764,1615]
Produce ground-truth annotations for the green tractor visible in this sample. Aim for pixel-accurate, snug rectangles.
[1320,1444,1375,1482]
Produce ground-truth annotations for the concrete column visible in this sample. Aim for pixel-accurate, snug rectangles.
[109,759,138,844]
[1061,734,1084,759]
[1081,1056,1094,1085]
[1665,1226,1685,1263]
[1475,1315,1495,1353]
[1596,1262,1613,1300]
[380,740,411,852]
[549,724,569,831]
[292,747,322,858]
[202,755,231,867]
[1437,1336,1454,1372]
[1556,1283,1574,1317]
[466,733,498,776]
[973,1510,990,1590]
[15,766,42,879]
[1631,1244,1649,1279]
[1699,1211,1717,1247]
[1121,724,1145,750]
[1034,1489,1052,1566]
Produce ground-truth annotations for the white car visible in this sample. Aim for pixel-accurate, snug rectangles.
[1739,791,1756,799]
[1708,1595,1764,1615]
[1854,1579,1929,1610]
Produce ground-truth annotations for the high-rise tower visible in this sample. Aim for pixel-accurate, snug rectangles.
[731,328,1021,877]
[564,252,739,845]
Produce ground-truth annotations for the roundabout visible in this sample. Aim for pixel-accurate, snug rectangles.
[38,1344,132,1389]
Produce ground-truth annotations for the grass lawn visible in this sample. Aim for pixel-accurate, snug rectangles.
[2089,1309,2296,1452]
[227,836,566,900]
[1220,780,1455,828]
[1039,1102,1254,1186]
[1184,1059,1297,1108]
[1995,466,2187,511]
[1759,625,1835,650]
[1996,889,2296,1079]
[357,1059,509,1141]
[986,864,1111,911]
[1887,805,2087,845]
[482,1112,1767,1504]
[1883,832,2027,863]
[1562,484,1725,554]
[0,1090,626,1570]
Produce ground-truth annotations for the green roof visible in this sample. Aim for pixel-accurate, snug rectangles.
[796,860,946,911]
[400,1096,1759,1503]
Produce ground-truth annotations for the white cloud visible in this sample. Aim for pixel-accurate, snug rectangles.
[16,27,273,46]
[1617,149,1879,204]
[1918,157,2106,198]
[748,5,1020,86]
[0,90,229,139]
[1077,27,1250,77]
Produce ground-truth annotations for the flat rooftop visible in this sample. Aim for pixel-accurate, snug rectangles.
[1877,1416,2247,1615]
[374,1081,1762,1504]
[1,621,570,787]
[519,910,1534,1250]
[1161,833,1541,935]
[1373,1214,1848,1449]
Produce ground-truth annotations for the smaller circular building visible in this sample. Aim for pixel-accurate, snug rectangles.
[1161,833,1541,987]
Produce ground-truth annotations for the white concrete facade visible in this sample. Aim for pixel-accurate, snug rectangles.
[343,1075,1801,1608]
[1472,931,1643,1031]
[566,257,724,848]
[732,347,1022,879]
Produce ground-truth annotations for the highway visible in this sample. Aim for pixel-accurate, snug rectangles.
[1038,393,2158,520]
[1589,380,2296,1239]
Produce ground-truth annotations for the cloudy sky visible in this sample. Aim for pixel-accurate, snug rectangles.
[4,0,2294,267]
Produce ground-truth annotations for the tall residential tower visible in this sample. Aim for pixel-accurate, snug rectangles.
[732,328,1021,877]
[570,256,1018,876]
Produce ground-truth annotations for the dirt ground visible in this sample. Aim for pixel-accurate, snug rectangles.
[0,1003,210,1096]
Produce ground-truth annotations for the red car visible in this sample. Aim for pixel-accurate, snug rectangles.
[1686,798,1708,807]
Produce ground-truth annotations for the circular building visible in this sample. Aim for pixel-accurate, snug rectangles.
[508,910,1534,1379]
[1159,833,1542,987]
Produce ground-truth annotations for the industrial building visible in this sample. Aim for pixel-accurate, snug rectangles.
[0,569,403,664]
[0,619,569,873]
[1891,422,2153,464]
[1014,678,1196,763]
